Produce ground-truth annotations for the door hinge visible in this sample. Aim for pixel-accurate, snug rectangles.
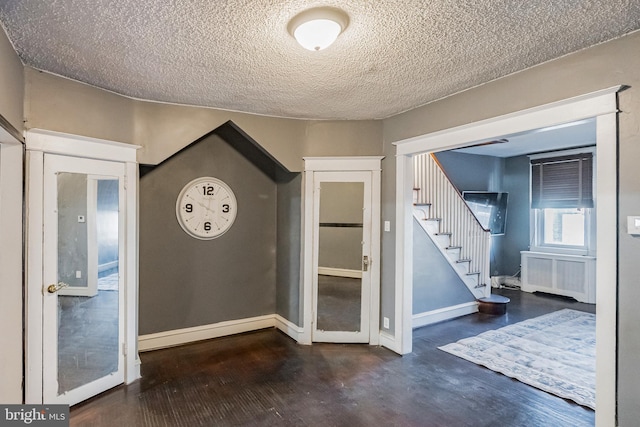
[122,342,127,357]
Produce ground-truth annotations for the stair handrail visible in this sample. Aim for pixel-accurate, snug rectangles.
[413,153,491,295]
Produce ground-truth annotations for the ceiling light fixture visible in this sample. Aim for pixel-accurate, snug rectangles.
[288,7,349,51]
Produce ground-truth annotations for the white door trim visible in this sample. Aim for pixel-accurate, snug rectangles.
[24,129,141,404]
[392,86,621,426]
[301,157,383,346]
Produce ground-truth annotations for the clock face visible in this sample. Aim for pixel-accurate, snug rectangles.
[175,177,237,239]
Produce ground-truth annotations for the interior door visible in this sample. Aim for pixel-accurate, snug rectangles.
[42,153,125,405]
[312,171,372,343]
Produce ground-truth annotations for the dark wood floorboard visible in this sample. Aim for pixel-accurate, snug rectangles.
[70,289,595,426]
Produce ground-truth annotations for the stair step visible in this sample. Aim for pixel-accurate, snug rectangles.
[446,246,462,250]
[466,271,481,276]
[474,283,487,288]
[456,258,472,264]
[413,203,432,207]
[423,218,441,222]
[435,232,452,236]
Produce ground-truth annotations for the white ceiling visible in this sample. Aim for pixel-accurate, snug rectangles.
[454,118,596,158]
[1,1,639,120]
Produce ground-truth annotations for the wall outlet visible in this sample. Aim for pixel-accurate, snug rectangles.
[75,270,82,279]
[77,215,85,223]
[383,316,390,329]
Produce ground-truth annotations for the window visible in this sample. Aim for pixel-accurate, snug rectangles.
[530,149,595,254]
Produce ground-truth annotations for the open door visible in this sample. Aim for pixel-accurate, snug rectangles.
[42,154,125,405]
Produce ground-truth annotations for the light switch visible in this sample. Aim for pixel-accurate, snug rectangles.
[627,216,640,235]
[384,221,391,232]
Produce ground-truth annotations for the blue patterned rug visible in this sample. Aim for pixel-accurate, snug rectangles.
[438,309,595,409]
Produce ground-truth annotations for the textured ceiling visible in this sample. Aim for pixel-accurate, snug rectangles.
[1,1,639,120]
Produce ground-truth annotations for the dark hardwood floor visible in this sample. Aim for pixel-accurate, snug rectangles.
[70,289,595,426]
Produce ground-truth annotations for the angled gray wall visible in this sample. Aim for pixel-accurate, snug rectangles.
[413,219,475,314]
[139,134,277,334]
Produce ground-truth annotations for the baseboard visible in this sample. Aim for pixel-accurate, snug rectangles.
[317,267,362,279]
[379,331,401,354]
[275,314,304,342]
[412,302,478,329]
[138,315,276,352]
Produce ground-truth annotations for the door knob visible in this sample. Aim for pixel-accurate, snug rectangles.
[47,282,69,294]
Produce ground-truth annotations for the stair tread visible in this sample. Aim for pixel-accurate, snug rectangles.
[435,232,452,236]
[466,271,481,275]
[423,217,441,221]
[446,246,462,250]
[413,203,432,206]
[456,258,472,263]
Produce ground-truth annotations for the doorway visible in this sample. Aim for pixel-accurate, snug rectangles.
[25,129,140,405]
[302,157,383,345]
[393,87,620,425]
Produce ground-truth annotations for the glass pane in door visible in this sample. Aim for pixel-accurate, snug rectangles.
[56,173,120,394]
[316,182,364,332]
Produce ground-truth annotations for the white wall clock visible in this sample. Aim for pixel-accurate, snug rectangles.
[175,177,237,239]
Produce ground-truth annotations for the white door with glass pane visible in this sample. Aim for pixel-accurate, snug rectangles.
[312,171,372,343]
[42,154,126,405]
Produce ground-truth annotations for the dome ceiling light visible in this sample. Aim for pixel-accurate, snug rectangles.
[287,7,349,51]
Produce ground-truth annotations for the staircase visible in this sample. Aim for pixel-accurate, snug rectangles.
[413,153,491,300]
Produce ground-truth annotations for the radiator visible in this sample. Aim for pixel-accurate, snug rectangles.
[520,251,596,304]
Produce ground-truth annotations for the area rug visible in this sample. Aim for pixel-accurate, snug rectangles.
[438,308,595,409]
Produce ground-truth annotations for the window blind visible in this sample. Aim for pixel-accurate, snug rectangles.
[531,153,593,209]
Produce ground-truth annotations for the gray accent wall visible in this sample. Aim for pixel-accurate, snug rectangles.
[413,219,475,314]
[434,151,504,192]
[139,134,277,334]
[495,155,531,276]
[276,174,303,326]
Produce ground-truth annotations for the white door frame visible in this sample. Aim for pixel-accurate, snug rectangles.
[25,129,141,404]
[392,86,621,426]
[0,123,24,403]
[301,157,383,345]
